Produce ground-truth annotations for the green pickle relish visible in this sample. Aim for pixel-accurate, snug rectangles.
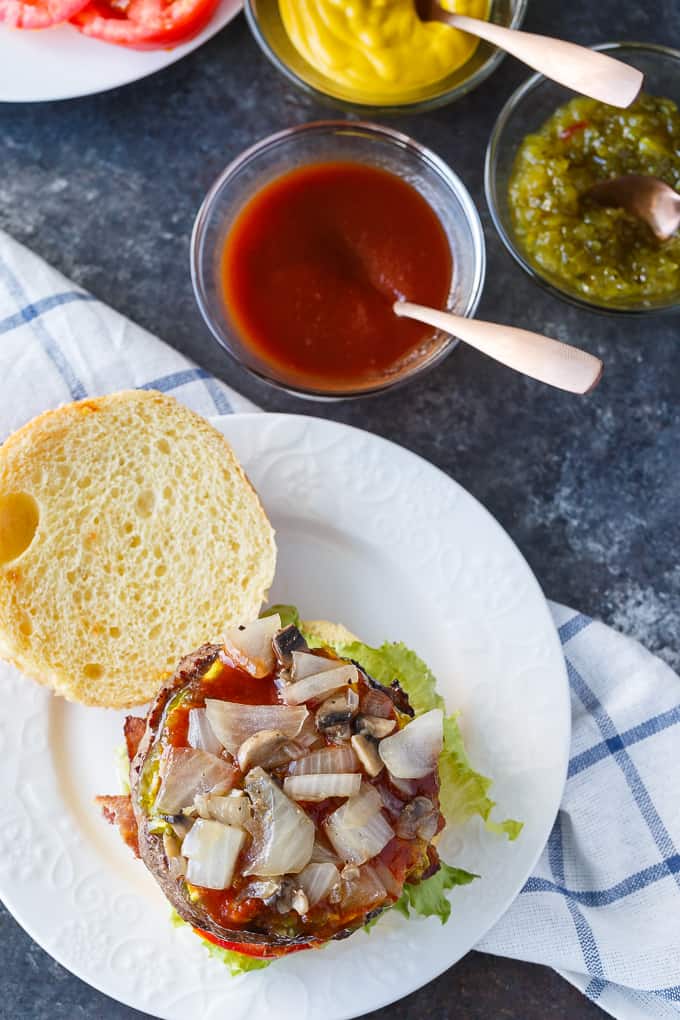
[508,94,680,308]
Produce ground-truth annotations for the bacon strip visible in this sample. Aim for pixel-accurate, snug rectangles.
[96,794,140,858]
[124,716,146,761]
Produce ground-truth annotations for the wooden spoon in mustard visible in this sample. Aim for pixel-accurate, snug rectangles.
[417,1,643,108]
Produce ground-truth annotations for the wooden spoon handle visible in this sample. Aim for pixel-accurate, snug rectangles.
[448,14,642,108]
[394,302,603,394]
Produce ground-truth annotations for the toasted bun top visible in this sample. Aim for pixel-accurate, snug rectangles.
[0,390,276,707]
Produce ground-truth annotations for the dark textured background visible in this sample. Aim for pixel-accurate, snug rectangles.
[1,0,679,1016]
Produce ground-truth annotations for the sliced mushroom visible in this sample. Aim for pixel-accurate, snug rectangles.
[163,824,190,876]
[324,722,352,744]
[395,796,439,841]
[315,689,359,732]
[237,729,292,772]
[238,878,284,905]
[273,624,309,669]
[350,734,384,777]
[354,714,396,739]
[160,814,194,840]
[194,790,253,827]
[260,876,304,914]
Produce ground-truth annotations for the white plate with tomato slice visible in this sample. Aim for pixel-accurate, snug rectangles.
[0,0,241,102]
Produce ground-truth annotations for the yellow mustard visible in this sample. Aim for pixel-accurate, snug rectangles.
[278,0,490,104]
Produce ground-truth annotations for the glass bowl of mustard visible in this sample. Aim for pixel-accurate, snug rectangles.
[485,42,680,314]
[191,121,486,400]
[244,0,528,115]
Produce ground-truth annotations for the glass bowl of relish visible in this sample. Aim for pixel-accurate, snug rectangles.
[485,42,680,314]
[191,121,486,400]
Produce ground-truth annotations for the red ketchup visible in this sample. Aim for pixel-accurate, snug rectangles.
[220,161,453,392]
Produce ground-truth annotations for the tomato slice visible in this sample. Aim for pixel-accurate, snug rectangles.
[70,0,219,50]
[0,0,89,29]
[194,928,313,959]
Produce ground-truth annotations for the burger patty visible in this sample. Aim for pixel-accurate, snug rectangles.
[101,622,445,951]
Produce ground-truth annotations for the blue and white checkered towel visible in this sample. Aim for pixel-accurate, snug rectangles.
[1,230,679,1020]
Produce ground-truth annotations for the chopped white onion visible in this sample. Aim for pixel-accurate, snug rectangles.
[194,790,252,827]
[155,747,235,815]
[311,840,339,864]
[280,663,358,706]
[296,714,324,749]
[298,862,341,906]
[288,745,358,776]
[342,783,383,827]
[223,614,281,678]
[324,785,394,864]
[339,863,387,912]
[243,767,314,876]
[182,819,246,890]
[292,889,309,916]
[204,700,308,754]
[292,651,342,680]
[388,773,418,798]
[283,773,362,802]
[187,708,222,755]
[371,858,402,899]
[378,709,444,779]
[168,855,187,880]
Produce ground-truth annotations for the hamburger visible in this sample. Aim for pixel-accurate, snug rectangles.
[0,389,519,969]
[100,612,455,960]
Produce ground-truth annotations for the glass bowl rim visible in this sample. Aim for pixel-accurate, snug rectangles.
[190,119,487,400]
[484,40,680,317]
[243,0,530,115]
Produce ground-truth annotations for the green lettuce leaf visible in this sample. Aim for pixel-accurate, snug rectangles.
[439,716,523,840]
[170,911,271,975]
[329,638,444,717]
[262,604,302,629]
[394,863,478,924]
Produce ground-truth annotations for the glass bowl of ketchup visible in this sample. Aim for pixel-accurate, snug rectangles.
[191,121,486,399]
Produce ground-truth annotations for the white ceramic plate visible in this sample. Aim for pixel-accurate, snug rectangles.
[0,413,570,1019]
[0,0,241,103]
